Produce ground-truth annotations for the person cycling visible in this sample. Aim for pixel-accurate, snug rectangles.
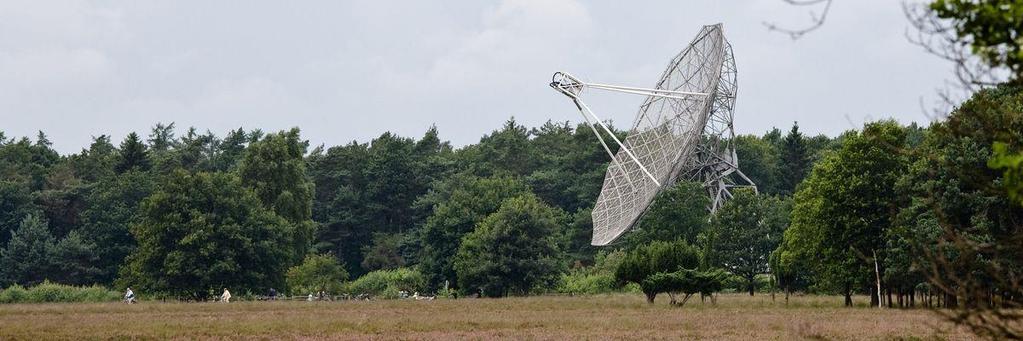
[124,287,136,304]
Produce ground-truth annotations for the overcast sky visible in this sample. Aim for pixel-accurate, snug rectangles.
[1,0,951,154]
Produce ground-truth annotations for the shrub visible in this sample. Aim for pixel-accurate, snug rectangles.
[721,273,776,294]
[0,285,28,303]
[558,272,616,295]
[641,269,729,306]
[344,268,426,299]
[286,254,349,295]
[615,240,702,302]
[0,281,120,303]
[557,250,628,295]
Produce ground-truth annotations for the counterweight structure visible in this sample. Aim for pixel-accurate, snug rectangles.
[550,24,756,246]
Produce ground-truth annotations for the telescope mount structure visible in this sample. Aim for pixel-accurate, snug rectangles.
[550,24,756,246]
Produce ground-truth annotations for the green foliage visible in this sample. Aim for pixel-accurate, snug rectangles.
[115,132,149,173]
[990,142,1023,205]
[78,170,155,284]
[557,249,628,295]
[624,182,710,247]
[706,189,789,295]
[0,215,55,287]
[640,269,728,306]
[12,109,1021,310]
[286,254,349,295]
[779,123,810,195]
[474,118,534,177]
[238,128,315,262]
[0,132,60,190]
[734,135,781,195]
[343,268,426,298]
[894,84,1023,312]
[120,170,294,299]
[615,240,702,302]
[307,128,449,277]
[0,281,120,303]
[0,180,39,247]
[419,176,529,290]
[781,120,908,304]
[453,194,565,297]
[929,0,1023,80]
[51,230,103,286]
[361,233,406,271]
[557,272,617,295]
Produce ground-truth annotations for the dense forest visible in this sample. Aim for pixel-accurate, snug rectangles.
[2,78,1020,307]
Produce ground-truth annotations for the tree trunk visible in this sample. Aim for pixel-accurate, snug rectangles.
[645,292,656,304]
[887,288,893,308]
[771,274,776,302]
[748,276,756,296]
[873,250,882,308]
[946,293,958,308]
[844,283,853,307]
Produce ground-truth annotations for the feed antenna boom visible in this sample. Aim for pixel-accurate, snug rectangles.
[550,24,757,246]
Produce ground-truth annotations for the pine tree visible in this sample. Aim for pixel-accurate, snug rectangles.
[779,122,809,195]
[0,215,55,286]
[115,132,150,173]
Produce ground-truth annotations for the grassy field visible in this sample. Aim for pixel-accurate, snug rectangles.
[0,293,978,340]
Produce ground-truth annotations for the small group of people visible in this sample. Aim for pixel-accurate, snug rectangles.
[123,287,235,303]
[306,291,331,301]
[398,290,435,301]
[123,286,438,303]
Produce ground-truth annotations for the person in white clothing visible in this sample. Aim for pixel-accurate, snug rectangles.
[124,287,136,304]
[221,288,232,303]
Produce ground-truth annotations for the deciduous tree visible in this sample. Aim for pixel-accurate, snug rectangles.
[120,170,293,299]
[453,194,564,297]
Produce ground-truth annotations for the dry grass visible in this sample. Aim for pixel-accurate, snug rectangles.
[0,293,979,340]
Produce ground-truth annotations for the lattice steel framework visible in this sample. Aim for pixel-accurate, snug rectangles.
[550,24,756,246]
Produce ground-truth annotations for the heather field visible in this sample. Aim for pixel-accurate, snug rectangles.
[0,294,978,340]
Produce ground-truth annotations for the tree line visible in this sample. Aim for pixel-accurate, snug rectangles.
[2,81,1020,305]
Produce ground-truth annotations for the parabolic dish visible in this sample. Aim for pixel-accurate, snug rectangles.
[551,24,754,246]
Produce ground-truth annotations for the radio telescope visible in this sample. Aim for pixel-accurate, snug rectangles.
[550,24,756,246]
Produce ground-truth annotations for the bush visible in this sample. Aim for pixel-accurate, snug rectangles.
[557,250,628,295]
[615,240,702,302]
[640,269,729,306]
[343,268,426,299]
[0,281,121,303]
[0,285,28,303]
[558,272,616,295]
[286,254,349,295]
[721,273,776,294]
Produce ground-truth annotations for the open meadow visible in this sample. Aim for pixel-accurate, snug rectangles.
[0,293,979,340]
